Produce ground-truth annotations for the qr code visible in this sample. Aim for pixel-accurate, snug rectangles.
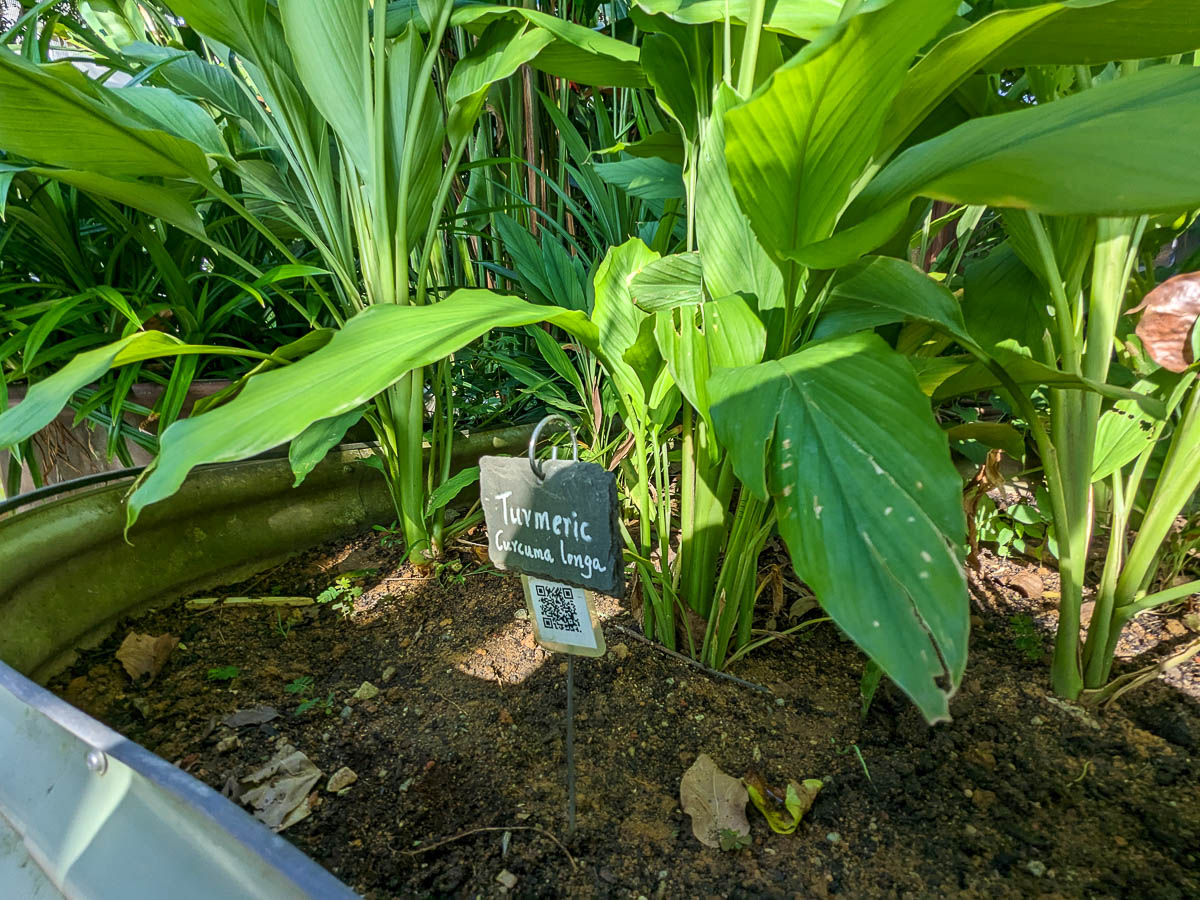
[535,583,582,633]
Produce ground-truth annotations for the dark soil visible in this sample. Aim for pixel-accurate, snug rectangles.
[49,532,1199,899]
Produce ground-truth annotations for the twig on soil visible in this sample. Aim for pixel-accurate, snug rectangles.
[605,623,771,693]
[403,826,577,870]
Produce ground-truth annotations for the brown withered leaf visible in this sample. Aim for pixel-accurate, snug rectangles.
[222,707,279,729]
[239,743,322,832]
[680,754,750,848]
[1132,272,1200,373]
[1008,571,1044,600]
[115,632,179,682]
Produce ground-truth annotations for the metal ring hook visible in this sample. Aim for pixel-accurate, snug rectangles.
[528,414,579,480]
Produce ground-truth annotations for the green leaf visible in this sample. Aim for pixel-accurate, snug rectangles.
[880,0,1200,157]
[591,238,662,399]
[640,33,698,142]
[0,332,262,450]
[725,0,959,265]
[697,85,784,314]
[278,0,371,175]
[1091,381,1164,482]
[0,163,206,238]
[988,0,1200,69]
[961,243,1051,355]
[446,19,554,145]
[383,2,646,87]
[126,292,596,527]
[389,24,444,246]
[0,47,210,180]
[426,464,480,516]
[656,294,765,428]
[633,0,840,39]
[920,347,1168,416]
[110,84,228,157]
[122,42,265,129]
[593,156,685,202]
[945,422,1026,461]
[813,256,973,345]
[289,407,365,487]
[709,333,968,722]
[814,66,1200,268]
[631,252,704,312]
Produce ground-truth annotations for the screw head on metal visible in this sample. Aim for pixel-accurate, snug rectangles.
[85,748,108,775]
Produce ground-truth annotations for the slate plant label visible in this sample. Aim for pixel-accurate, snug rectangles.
[480,456,623,595]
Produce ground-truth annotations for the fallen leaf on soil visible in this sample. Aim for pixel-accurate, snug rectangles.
[1131,271,1200,372]
[680,754,750,848]
[239,744,322,831]
[1008,572,1044,600]
[221,707,279,728]
[744,770,822,834]
[115,632,178,682]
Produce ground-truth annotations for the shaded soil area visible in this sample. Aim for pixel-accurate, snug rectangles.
[50,532,1200,899]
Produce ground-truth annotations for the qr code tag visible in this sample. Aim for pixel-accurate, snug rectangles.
[523,577,605,655]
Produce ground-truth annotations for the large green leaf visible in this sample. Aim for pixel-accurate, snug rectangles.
[881,0,1200,157]
[289,406,365,487]
[278,0,371,175]
[591,238,662,398]
[631,252,704,312]
[0,163,206,238]
[446,19,554,145]
[633,0,841,39]
[724,0,959,265]
[122,43,266,130]
[382,1,646,87]
[961,243,1051,355]
[697,85,783,314]
[656,294,765,428]
[126,292,595,527]
[809,65,1200,268]
[709,333,968,722]
[989,0,1200,68]
[0,47,210,180]
[915,348,1167,415]
[813,256,973,345]
[110,85,228,157]
[593,156,685,201]
[0,332,268,451]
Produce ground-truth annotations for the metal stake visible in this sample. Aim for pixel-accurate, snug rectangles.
[566,654,576,837]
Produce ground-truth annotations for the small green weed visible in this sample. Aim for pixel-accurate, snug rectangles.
[718,829,751,851]
[434,559,465,586]
[296,692,336,715]
[832,738,873,785]
[273,609,293,639]
[284,676,314,694]
[372,521,404,550]
[1010,614,1044,661]
[317,575,364,617]
[284,676,335,715]
[974,492,1058,560]
[859,660,884,720]
[206,666,240,682]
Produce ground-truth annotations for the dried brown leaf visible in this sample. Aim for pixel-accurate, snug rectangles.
[221,707,279,729]
[680,754,750,849]
[1008,571,1044,600]
[115,632,178,682]
[239,744,322,832]
[1133,272,1200,373]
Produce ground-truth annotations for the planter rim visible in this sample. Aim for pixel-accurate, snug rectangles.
[0,657,355,899]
